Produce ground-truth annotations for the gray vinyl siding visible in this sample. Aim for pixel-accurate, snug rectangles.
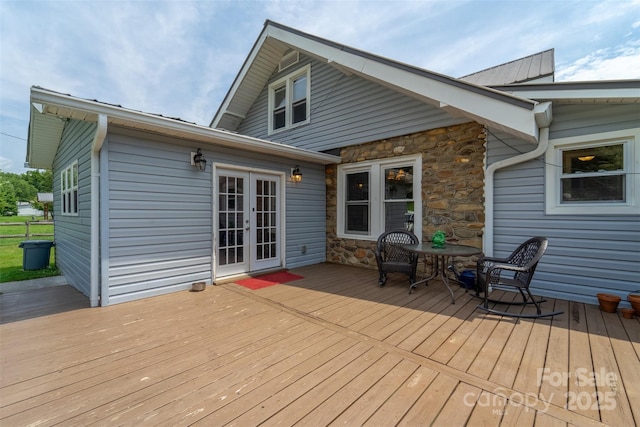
[206,145,328,269]
[548,103,640,140]
[237,54,465,150]
[488,103,640,306]
[284,165,327,268]
[105,129,212,304]
[52,120,94,298]
[104,128,327,304]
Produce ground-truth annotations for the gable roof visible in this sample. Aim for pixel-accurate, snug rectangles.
[459,49,555,85]
[211,20,551,143]
[26,86,340,170]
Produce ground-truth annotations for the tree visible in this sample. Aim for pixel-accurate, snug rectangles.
[23,170,53,193]
[0,171,37,201]
[0,180,17,215]
[0,170,52,216]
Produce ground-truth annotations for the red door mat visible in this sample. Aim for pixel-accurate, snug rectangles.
[235,271,304,290]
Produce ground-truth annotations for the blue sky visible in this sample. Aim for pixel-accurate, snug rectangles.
[1,0,639,174]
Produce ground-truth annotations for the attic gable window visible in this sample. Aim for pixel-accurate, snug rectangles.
[61,160,78,216]
[268,65,310,134]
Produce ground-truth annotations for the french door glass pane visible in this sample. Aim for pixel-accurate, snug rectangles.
[218,176,244,266]
[256,179,277,261]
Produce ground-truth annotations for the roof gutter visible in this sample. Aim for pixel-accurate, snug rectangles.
[483,102,552,255]
[90,114,107,307]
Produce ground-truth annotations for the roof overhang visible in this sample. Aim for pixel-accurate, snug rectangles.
[212,20,549,144]
[26,86,341,170]
[492,80,640,104]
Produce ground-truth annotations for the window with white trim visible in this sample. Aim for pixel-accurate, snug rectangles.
[545,128,639,215]
[61,161,78,216]
[268,65,310,134]
[337,155,422,239]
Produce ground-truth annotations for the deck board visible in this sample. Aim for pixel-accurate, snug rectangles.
[363,365,438,426]
[585,304,636,426]
[0,262,636,426]
[539,299,570,409]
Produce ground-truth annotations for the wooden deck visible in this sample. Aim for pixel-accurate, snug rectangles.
[1,263,638,426]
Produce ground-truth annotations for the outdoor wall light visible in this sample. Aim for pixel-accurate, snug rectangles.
[191,148,207,171]
[291,165,303,182]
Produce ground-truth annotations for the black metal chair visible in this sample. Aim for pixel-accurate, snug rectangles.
[476,237,563,318]
[375,230,419,291]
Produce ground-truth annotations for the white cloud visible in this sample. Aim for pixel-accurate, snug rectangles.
[556,40,640,81]
[0,156,13,171]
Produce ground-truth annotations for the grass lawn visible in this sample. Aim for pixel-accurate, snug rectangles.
[0,216,58,283]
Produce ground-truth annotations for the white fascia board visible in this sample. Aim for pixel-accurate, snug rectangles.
[266,25,541,143]
[500,87,640,101]
[357,59,540,142]
[266,25,367,70]
[210,28,270,128]
[30,87,340,165]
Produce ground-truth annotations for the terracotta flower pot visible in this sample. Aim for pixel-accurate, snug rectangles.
[596,293,621,313]
[621,308,635,319]
[628,293,640,316]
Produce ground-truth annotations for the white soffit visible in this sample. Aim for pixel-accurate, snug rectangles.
[27,104,66,169]
[27,87,340,170]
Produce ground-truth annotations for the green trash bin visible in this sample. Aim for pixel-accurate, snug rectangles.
[19,240,55,270]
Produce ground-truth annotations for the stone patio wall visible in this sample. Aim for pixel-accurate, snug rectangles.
[326,122,486,273]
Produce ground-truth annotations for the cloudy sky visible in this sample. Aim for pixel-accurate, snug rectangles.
[1,0,639,174]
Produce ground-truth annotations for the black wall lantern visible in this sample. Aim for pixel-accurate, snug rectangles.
[191,148,207,171]
[291,165,302,182]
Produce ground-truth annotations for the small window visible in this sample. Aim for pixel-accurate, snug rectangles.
[61,160,79,216]
[268,65,310,134]
[561,144,624,203]
[345,171,370,234]
[337,155,422,240]
[384,166,415,231]
[546,129,639,215]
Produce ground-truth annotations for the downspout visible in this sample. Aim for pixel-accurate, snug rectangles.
[483,102,553,256]
[90,114,108,307]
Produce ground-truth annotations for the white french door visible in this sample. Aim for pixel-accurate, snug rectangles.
[215,169,282,277]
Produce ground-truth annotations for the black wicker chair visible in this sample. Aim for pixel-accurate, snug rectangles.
[476,237,563,318]
[375,230,419,291]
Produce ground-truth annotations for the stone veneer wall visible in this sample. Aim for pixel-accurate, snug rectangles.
[326,122,486,273]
